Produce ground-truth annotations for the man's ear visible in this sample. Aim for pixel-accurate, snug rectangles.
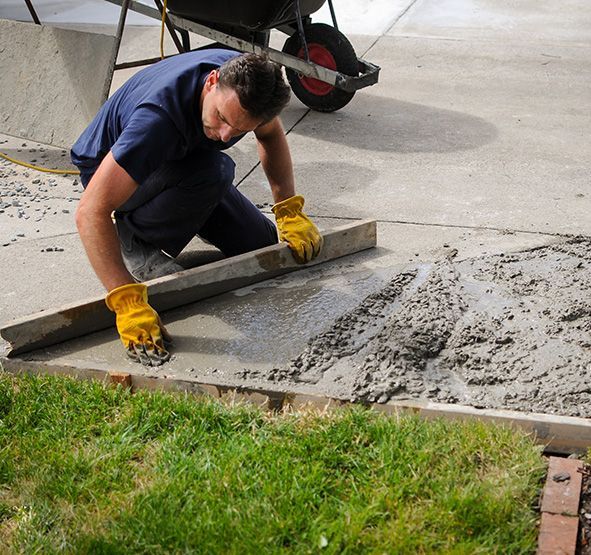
[205,69,220,91]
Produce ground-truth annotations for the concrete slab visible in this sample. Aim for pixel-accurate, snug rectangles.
[240,35,590,236]
[16,230,591,420]
[391,0,591,45]
[0,233,102,322]
[0,19,116,148]
[243,32,591,233]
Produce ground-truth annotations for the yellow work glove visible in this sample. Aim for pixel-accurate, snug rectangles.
[272,195,323,264]
[105,283,171,366]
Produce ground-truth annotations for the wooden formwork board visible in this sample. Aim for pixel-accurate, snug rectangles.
[0,220,376,357]
[2,357,590,455]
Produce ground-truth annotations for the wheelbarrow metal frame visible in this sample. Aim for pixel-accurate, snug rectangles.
[103,0,379,98]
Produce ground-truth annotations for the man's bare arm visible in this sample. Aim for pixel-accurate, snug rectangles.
[75,152,138,291]
[254,117,296,202]
[254,116,322,264]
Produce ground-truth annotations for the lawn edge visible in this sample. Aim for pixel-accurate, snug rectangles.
[2,357,591,455]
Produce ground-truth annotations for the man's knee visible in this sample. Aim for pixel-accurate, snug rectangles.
[215,151,236,191]
[178,150,235,194]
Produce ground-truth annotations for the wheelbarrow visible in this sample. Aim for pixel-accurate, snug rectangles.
[102,0,380,112]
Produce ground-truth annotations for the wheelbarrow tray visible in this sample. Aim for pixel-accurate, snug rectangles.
[166,0,325,31]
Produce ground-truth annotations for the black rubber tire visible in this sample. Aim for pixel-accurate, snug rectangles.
[282,23,358,112]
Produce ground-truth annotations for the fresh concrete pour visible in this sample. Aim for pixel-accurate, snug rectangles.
[8,237,591,420]
[258,239,591,418]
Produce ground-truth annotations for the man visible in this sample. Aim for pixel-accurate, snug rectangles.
[71,49,322,366]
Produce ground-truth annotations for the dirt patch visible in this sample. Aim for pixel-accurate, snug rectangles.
[261,238,591,417]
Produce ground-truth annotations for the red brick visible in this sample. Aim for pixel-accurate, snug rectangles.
[540,457,583,516]
[109,371,132,389]
[537,513,578,555]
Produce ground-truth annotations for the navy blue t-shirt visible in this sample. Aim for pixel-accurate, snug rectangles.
[71,49,242,185]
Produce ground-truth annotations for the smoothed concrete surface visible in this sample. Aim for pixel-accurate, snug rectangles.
[1,220,376,356]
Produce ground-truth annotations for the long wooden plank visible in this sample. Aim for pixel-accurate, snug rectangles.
[371,400,591,455]
[1,357,590,454]
[0,220,376,356]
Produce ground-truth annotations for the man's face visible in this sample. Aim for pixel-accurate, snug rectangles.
[200,70,262,143]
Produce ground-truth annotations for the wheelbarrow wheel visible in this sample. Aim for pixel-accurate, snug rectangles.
[282,23,358,112]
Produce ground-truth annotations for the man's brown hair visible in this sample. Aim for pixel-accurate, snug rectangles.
[218,53,291,123]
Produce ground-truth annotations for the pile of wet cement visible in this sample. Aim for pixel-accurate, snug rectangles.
[260,238,591,418]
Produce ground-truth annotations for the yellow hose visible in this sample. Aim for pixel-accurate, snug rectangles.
[160,0,168,60]
[0,150,79,175]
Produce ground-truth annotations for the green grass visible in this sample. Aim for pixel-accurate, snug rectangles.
[0,373,544,554]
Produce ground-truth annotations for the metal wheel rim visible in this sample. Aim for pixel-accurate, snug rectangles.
[297,43,337,96]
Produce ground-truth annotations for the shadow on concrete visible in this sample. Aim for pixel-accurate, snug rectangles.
[291,95,498,153]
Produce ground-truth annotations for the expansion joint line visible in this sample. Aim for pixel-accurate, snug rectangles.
[362,0,421,58]
[303,214,580,239]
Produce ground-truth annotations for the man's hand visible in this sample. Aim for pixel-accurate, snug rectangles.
[272,195,323,263]
[105,283,171,366]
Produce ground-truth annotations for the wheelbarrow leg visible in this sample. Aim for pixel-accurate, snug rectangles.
[293,0,310,62]
[327,0,339,31]
[179,28,191,51]
[102,0,131,103]
[23,0,41,25]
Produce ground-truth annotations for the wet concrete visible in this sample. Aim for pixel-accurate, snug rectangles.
[11,251,400,376]
[257,238,591,418]
[11,237,591,419]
